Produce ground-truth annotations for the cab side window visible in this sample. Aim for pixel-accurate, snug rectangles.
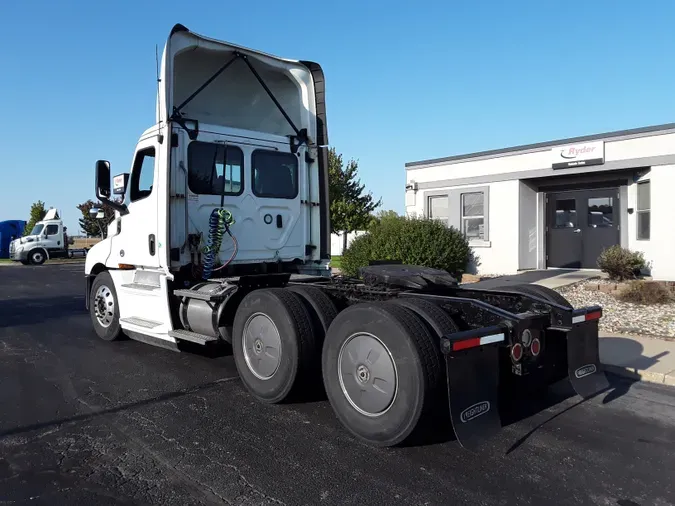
[130,147,156,202]
[45,224,59,236]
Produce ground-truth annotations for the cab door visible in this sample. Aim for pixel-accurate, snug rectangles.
[109,136,160,268]
[43,223,63,254]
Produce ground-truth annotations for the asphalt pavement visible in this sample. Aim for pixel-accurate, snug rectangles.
[1,263,674,505]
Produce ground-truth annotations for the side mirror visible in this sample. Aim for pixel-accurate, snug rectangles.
[113,173,130,197]
[96,160,111,200]
[94,160,129,216]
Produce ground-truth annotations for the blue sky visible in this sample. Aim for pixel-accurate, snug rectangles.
[1,0,674,234]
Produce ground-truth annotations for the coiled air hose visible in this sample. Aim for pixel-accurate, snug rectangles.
[201,208,237,279]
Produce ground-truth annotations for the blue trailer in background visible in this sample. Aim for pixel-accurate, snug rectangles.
[0,220,27,259]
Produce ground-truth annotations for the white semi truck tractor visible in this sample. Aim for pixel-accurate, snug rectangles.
[84,24,610,449]
[9,208,85,264]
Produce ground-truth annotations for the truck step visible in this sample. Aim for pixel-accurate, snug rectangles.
[168,329,219,345]
[173,288,229,302]
[121,283,159,292]
[120,317,162,329]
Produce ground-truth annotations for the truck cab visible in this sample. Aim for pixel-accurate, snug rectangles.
[85,24,330,342]
[10,208,69,265]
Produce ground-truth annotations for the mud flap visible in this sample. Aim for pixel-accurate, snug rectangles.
[446,344,502,451]
[567,320,610,399]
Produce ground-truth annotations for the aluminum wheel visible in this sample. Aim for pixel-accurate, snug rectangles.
[94,284,115,328]
[338,332,398,417]
[31,251,44,264]
[242,312,282,380]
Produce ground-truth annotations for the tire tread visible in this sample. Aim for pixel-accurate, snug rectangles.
[371,303,443,441]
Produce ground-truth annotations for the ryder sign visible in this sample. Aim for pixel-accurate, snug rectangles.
[552,141,604,169]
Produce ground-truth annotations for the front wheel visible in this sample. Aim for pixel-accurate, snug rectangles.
[29,249,46,265]
[89,271,123,342]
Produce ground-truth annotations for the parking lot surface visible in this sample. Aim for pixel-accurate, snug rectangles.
[1,264,674,505]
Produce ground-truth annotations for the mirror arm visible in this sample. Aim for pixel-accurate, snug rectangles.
[99,197,129,216]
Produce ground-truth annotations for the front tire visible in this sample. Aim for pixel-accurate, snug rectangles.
[322,302,443,447]
[89,271,123,342]
[29,249,46,265]
[232,288,317,404]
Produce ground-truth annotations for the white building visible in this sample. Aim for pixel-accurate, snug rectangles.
[405,123,675,281]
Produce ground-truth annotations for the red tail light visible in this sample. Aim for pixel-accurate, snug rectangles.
[511,343,523,362]
[530,338,541,357]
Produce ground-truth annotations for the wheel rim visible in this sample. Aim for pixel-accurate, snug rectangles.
[338,332,398,417]
[242,313,282,380]
[94,284,115,328]
[33,252,43,263]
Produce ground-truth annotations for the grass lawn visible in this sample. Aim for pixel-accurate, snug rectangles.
[330,256,342,269]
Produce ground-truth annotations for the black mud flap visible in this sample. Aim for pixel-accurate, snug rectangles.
[567,320,610,399]
[445,340,502,452]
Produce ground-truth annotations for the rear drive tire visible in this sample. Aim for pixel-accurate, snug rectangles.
[386,297,458,422]
[322,302,443,447]
[387,297,459,340]
[29,249,47,265]
[286,285,338,345]
[89,271,123,342]
[232,288,316,404]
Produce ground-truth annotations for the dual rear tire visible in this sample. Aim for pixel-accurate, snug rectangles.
[233,286,454,447]
[232,286,337,404]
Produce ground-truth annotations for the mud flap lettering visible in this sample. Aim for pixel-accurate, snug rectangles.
[567,321,609,398]
[446,344,501,451]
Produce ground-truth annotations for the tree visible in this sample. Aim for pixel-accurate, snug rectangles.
[328,148,382,251]
[77,199,115,238]
[24,200,47,236]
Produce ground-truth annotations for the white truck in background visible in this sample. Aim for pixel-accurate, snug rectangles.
[9,208,88,265]
[83,24,610,450]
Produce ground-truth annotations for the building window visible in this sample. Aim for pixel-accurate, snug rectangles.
[554,198,577,228]
[587,197,613,228]
[428,195,449,223]
[461,191,485,240]
[637,180,650,240]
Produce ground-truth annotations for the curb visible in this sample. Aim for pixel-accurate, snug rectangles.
[602,363,675,386]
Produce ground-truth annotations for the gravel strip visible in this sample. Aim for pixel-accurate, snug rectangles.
[555,280,675,338]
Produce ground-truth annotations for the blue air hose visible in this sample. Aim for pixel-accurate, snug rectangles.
[202,208,235,279]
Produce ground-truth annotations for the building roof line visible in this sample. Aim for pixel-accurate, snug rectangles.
[405,122,675,169]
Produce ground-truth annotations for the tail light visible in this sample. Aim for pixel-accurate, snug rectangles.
[531,338,541,357]
[511,342,523,362]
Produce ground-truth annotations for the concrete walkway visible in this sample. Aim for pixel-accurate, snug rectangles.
[600,333,675,386]
[466,268,602,290]
[534,269,606,289]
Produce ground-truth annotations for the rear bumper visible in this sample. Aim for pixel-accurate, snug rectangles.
[439,306,608,451]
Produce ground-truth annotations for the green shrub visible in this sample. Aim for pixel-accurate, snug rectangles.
[340,215,475,279]
[597,245,648,281]
[616,281,673,305]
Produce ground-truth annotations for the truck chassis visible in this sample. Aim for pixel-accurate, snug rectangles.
[86,263,609,450]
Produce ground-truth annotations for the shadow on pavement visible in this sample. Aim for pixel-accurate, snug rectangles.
[0,296,86,328]
[0,376,241,440]
[600,336,669,372]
